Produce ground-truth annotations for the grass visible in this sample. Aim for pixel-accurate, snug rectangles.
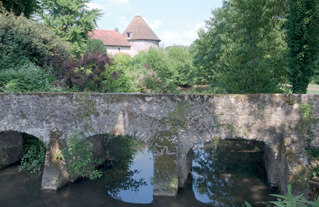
[177,84,319,94]
[307,90,319,94]
[308,84,319,89]
[307,84,319,94]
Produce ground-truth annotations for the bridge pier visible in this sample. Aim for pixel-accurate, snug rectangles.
[177,147,193,189]
[280,132,310,197]
[152,130,179,196]
[0,93,318,198]
[41,137,68,190]
[41,134,106,190]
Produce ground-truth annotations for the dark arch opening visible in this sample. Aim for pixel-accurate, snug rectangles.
[0,131,23,169]
[0,131,46,206]
[190,139,275,207]
[0,131,46,176]
[19,133,46,177]
[54,133,154,204]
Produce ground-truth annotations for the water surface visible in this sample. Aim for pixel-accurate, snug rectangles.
[0,139,275,207]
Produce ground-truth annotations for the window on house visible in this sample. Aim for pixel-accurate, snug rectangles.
[118,47,121,51]
[127,33,130,38]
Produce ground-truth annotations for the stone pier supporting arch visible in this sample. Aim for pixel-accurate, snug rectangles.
[0,93,318,197]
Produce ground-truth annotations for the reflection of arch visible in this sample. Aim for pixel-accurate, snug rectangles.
[178,134,287,197]
[0,93,315,198]
[190,139,273,206]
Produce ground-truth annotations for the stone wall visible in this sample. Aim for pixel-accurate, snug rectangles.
[106,46,131,56]
[128,40,159,56]
[0,93,318,197]
[0,131,22,169]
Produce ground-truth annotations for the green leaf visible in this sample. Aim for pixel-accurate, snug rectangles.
[287,184,297,207]
[244,201,253,207]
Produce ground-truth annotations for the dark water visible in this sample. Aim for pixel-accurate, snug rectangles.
[0,139,274,207]
[192,140,274,207]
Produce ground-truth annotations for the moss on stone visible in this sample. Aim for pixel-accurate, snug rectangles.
[154,154,177,182]
[168,100,190,128]
[149,130,178,153]
[19,111,27,119]
[285,149,310,188]
[73,93,99,119]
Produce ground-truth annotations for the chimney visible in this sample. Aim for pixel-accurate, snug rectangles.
[115,28,119,33]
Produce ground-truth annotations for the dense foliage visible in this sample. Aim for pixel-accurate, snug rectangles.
[19,134,46,176]
[53,50,113,92]
[0,0,41,19]
[0,5,70,70]
[287,0,319,94]
[61,131,102,180]
[86,39,106,55]
[245,184,319,207]
[191,0,289,94]
[42,0,102,56]
[0,63,65,92]
[167,46,195,86]
[1,0,318,95]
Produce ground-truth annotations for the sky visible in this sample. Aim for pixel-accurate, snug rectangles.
[87,0,224,47]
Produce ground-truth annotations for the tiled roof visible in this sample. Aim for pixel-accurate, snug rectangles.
[88,30,131,47]
[122,15,161,41]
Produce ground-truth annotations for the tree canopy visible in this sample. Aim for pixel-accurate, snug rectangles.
[0,0,41,19]
[42,0,102,56]
[287,0,319,94]
[0,5,70,69]
[86,38,106,54]
[191,0,289,94]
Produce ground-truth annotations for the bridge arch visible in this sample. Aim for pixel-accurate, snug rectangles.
[0,93,317,197]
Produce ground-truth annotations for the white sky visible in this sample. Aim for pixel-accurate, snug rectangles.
[87,0,223,47]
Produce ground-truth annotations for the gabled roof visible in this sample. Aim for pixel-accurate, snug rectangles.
[88,30,131,47]
[122,15,161,42]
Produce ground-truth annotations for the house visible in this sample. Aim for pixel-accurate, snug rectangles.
[88,15,161,56]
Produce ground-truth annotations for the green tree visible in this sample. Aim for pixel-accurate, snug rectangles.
[0,5,70,69]
[191,0,288,94]
[134,47,178,91]
[167,45,195,86]
[287,0,319,94]
[86,38,106,54]
[0,0,41,19]
[42,0,102,56]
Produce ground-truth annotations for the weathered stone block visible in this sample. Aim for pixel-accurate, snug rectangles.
[0,131,22,169]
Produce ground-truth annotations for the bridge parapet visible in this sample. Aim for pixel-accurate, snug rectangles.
[0,93,318,197]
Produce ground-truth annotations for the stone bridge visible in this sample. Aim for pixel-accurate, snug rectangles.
[0,93,318,197]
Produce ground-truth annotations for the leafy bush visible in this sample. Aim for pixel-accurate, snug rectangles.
[0,63,66,92]
[19,134,46,176]
[141,64,172,93]
[54,51,113,92]
[0,6,70,70]
[312,75,319,85]
[61,131,102,180]
[102,54,146,93]
[87,39,106,55]
[245,184,319,207]
[167,45,195,86]
[134,47,178,91]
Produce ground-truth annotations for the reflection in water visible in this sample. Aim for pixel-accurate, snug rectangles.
[106,146,153,204]
[0,137,276,207]
[192,139,274,207]
[104,135,153,203]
